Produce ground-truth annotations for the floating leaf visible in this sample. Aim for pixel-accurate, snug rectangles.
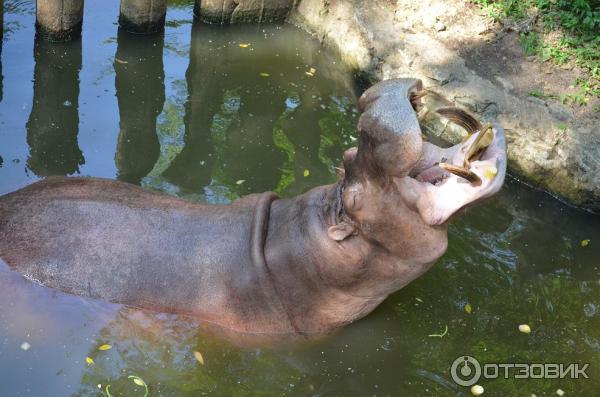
[194,351,205,365]
[236,179,246,185]
[518,324,531,334]
[259,72,270,77]
[115,58,128,64]
[415,297,423,303]
[309,67,316,74]
[128,376,149,397]
[464,303,472,314]
[305,71,314,77]
[129,376,146,387]
[238,43,250,48]
[581,239,590,247]
[20,342,31,351]
[98,344,112,351]
[85,357,94,365]
[428,324,448,338]
[471,384,484,396]
[303,169,310,177]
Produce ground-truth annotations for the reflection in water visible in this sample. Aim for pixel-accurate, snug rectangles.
[114,29,165,184]
[159,22,358,200]
[26,36,84,176]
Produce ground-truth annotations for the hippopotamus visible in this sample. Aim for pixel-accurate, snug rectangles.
[0,79,506,336]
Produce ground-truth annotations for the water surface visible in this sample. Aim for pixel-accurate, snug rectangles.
[0,1,599,396]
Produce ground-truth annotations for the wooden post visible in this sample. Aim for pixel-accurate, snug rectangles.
[36,0,84,41]
[119,0,166,34]
[194,0,294,24]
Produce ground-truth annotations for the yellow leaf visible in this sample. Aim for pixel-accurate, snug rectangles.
[98,344,112,351]
[305,71,314,77]
[518,324,531,334]
[464,303,472,314]
[303,169,310,177]
[259,72,270,77]
[131,377,145,387]
[309,67,316,74]
[85,357,94,365]
[194,351,205,365]
[471,384,484,396]
[236,179,246,185]
[581,239,590,247]
[238,43,250,48]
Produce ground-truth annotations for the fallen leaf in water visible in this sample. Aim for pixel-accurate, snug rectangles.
[85,357,94,365]
[98,344,112,351]
[581,239,590,247]
[464,303,472,314]
[236,179,246,185]
[518,324,531,334]
[305,71,314,77]
[115,58,128,64]
[20,342,31,351]
[259,72,270,77]
[415,297,423,303]
[238,43,250,48]
[483,165,497,180]
[194,351,205,365]
[428,325,448,338]
[471,384,484,396]
[556,389,565,396]
[129,376,146,387]
[128,376,149,397]
[303,169,310,177]
[309,67,316,74]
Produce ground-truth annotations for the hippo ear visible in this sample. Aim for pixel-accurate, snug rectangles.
[327,222,356,241]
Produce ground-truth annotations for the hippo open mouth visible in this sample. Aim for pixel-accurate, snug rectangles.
[342,78,507,228]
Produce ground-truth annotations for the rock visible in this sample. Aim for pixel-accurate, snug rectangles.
[288,0,600,213]
[423,13,437,29]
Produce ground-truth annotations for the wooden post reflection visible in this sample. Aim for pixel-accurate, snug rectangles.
[26,35,84,176]
[114,29,165,185]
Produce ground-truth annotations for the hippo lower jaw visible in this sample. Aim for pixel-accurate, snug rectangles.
[405,125,507,226]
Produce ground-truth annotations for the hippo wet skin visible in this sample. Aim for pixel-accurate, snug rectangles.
[0,79,506,336]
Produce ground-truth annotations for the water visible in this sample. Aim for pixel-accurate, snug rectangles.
[0,1,598,396]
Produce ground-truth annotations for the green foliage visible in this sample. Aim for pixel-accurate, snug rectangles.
[473,0,600,103]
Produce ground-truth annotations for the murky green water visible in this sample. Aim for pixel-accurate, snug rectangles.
[0,1,599,396]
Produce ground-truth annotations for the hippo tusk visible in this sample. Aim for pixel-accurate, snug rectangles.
[410,89,428,111]
[438,162,482,186]
[463,123,494,167]
[435,107,481,135]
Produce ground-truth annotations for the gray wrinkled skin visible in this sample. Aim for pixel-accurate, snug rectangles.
[0,79,507,338]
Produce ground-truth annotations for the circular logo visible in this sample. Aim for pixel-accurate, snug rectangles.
[451,355,481,386]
